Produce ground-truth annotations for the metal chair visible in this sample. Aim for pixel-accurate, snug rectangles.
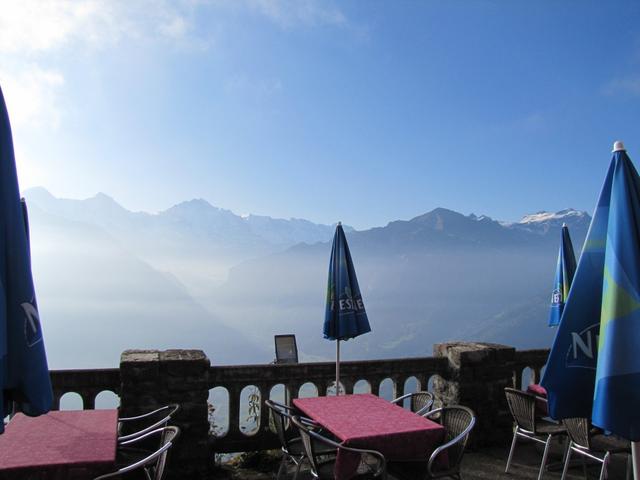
[391,391,435,416]
[94,426,180,480]
[266,399,336,480]
[560,417,631,480]
[387,406,476,480]
[504,387,566,480]
[291,415,386,480]
[118,404,180,442]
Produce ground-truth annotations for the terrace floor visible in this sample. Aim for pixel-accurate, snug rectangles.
[222,439,630,480]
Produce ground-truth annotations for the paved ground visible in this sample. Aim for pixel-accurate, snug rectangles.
[222,439,631,480]
[460,441,629,479]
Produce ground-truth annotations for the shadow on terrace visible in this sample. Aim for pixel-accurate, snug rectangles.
[49,342,629,479]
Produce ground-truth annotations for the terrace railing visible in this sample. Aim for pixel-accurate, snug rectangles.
[207,356,449,452]
[50,368,120,410]
[46,343,550,479]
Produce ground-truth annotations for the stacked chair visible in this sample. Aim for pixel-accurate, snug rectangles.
[117,404,180,442]
[94,426,180,480]
[95,404,181,480]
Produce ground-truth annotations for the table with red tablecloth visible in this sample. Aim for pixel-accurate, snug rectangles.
[0,409,118,479]
[293,394,445,480]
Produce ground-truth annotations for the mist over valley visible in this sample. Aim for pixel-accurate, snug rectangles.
[24,188,590,368]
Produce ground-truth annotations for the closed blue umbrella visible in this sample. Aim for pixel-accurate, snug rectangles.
[591,142,640,478]
[541,141,640,478]
[541,150,613,420]
[0,85,52,432]
[547,224,577,327]
[324,223,371,393]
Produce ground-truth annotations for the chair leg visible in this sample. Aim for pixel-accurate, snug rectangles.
[627,453,632,480]
[505,428,518,473]
[560,435,571,466]
[598,452,610,480]
[292,457,303,480]
[276,455,287,480]
[537,434,552,480]
[561,444,573,480]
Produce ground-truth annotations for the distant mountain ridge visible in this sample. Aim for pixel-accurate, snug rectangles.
[24,187,348,295]
[24,187,592,365]
[24,187,590,248]
[212,206,591,361]
[25,187,344,249]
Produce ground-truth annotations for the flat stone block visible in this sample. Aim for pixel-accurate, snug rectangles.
[121,350,160,364]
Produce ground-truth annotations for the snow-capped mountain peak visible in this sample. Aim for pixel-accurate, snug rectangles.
[519,208,587,225]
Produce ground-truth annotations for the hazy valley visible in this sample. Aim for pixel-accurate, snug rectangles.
[24,188,590,368]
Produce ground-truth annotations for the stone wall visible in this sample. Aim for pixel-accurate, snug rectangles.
[119,349,211,480]
[47,343,549,477]
[432,342,516,447]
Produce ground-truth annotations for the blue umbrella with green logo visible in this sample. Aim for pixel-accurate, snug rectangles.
[591,142,640,478]
[541,141,640,478]
[548,224,577,327]
[324,223,371,393]
[0,84,52,431]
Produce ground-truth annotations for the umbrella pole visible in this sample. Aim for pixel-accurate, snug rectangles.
[336,339,340,395]
[633,442,640,480]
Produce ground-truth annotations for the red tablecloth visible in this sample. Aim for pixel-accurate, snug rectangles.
[527,384,548,416]
[0,409,118,479]
[294,394,445,480]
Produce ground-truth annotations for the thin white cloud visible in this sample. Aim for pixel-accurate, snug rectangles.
[0,0,198,54]
[0,0,349,128]
[0,0,350,55]
[0,66,64,128]
[240,0,347,29]
[603,76,640,96]
[225,75,283,98]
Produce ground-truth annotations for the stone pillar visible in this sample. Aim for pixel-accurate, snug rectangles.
[433,342,515,447]
[120,349,211,480]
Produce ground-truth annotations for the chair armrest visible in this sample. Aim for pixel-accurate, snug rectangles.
[425,410,476,477]
[390,393,413,405]
[299,416,322,429]
[390,393,433,416]
[118,404,178,423]
[118,414,172,442]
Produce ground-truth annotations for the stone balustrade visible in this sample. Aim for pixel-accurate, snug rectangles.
[49,368,120,410]
[47,342,549,480]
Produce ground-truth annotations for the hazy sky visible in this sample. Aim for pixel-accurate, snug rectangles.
[1,0,639,229]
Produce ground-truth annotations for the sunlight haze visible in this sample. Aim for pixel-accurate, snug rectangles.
[1,1,638,229]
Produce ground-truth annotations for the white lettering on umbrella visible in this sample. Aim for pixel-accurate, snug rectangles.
[565,323,599,369]
[21,302,42,347]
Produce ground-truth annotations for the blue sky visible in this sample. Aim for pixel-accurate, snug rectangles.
[1,0,639,229]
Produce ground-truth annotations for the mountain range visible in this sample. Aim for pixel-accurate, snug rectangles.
[23,187,591,367]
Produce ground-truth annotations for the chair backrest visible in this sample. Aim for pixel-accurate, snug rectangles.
[265,399,295,453]
[409,392,434,415]
[562,417,592,449]
[504,387,536,433]
[426,406,475,473]
[391,391,435,416]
